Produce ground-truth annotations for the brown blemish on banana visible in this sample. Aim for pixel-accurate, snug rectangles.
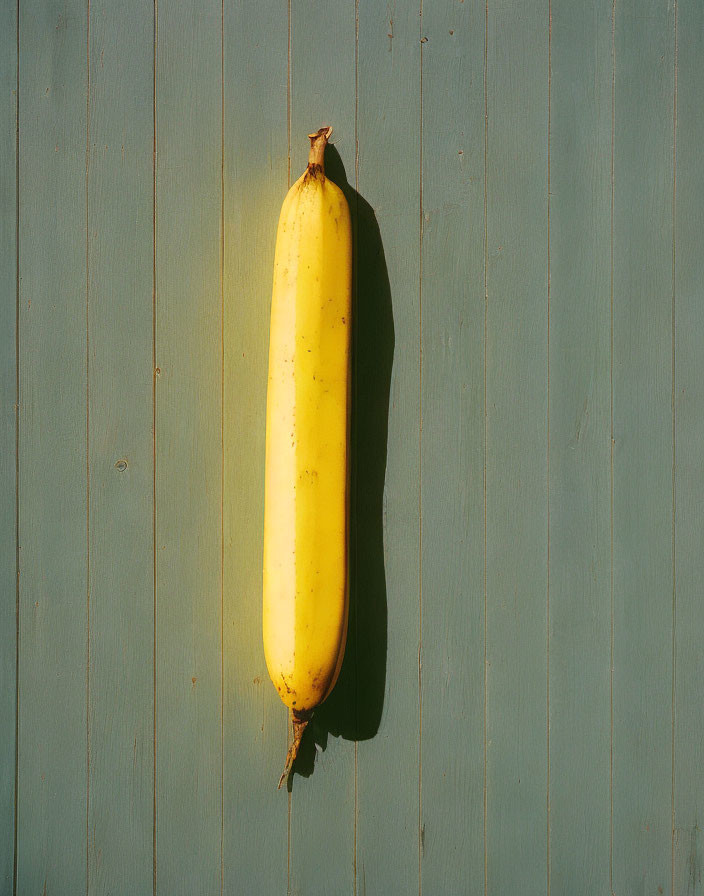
[305,163,324,181]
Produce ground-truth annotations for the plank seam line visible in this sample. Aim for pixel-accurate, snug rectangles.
[152,2,158,893]
[287,789,291,896]
[609,2,615,892]
[670,3,677,894]
[418,1,424,892]
[286,3,292,885]
[353,0,359,889]
[546,3,551,894]
[13,0,20,889]
[85,2,91,891]
[287,0,291,189]
[220,0,225,892]
[482,0,489,892]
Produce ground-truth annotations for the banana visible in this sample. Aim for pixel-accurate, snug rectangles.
[262,127,352,788]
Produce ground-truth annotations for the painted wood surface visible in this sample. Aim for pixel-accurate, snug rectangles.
[87,2,154,892]
[0,2,17,892]
[673,2,704,893]
[356,2,421,893]
[222,1,289,893]
[154,2,223,893]
[16,1,88,893]
[485,1,549,893]
[419,0,485,892]
[612,1,675,894]
[5,0,704,894]
[548,0,612,892]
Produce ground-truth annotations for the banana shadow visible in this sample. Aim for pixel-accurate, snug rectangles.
[290,144,393,784]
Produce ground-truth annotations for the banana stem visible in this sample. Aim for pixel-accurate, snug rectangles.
[306,126,333,175]
[277,710,312,790]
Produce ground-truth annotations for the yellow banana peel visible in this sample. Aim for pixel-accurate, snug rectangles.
[262,127,352,788]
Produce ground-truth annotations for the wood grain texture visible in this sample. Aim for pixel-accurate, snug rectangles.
[673,1,704,892]
[419,0,485,891]
[87,2,154,892]
[154,2,222,892]
[612,0,675,892]
[222,0,288,891]
[16,0,88,891]
[0,1,17,891]
[355,1,421,893]
[547,0,612,892]
[287,2,357,893]
[485,1,549,893]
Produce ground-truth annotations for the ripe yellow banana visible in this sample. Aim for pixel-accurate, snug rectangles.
[262,127,352,788]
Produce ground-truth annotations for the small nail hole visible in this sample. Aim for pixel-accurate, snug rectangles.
[115,459,128,472]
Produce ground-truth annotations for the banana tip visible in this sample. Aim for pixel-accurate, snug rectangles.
[307,125,333,142]
[277,712,311,790]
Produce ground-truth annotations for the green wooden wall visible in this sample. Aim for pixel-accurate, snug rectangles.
[2,0,702,893]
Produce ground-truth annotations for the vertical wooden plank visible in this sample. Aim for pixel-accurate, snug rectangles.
[419,0,484,891]
[673,1,704,891]
[87,2,154,893]
[612,0,674,892]
[0,0,17,890]
[485,0,549,892]
[16,0,88,892]
[287,2,356,893]
[355,1,420,893]
[155,2,222,892]
[222,0,289,891]
[548,0,612,892]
